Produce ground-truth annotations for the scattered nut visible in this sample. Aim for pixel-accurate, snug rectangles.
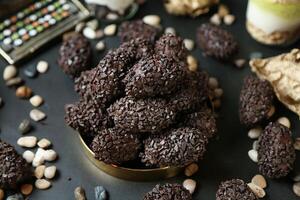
[35,179,51,190]
[29,95,44,107]
[32,148,46,167]
[210,14,221,25]
[187,55,198,72]
[95,41,105,51]
[37,138,51,149]
[22,150,35,163]
[35,165,46,179]
[17,136,37,148]
[165,27,176,35]
[293,182,300,197]
[16,86,32,99]
[44,166,57,179]
[224,14,235,25]
[143,15,161,27]
[21,184,33,195]
[248,127,262,139]
[37,61,49,73]
[3,65,17,81]
[104,24,117,36]
[247,182,266,198]
[248,149,258,163]
[277,117,291,128]
[44,149,58,161]
[251,174,267,189]
[183,179,196,194]
[83,27,96,39]
[184,163,199,177]
[30,109,46,122]
[183,39,195,51]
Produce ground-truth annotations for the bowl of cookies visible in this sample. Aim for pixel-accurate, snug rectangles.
[61,20,218,181]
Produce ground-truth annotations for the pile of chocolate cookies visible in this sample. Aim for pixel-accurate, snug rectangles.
[64,21,217,168]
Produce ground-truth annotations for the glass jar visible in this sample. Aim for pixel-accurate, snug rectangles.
[246,0,300,46]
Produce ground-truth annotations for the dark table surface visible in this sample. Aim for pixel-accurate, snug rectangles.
[0,0,299,199]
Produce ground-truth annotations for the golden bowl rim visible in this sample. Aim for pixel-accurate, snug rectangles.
[77,132,183,172]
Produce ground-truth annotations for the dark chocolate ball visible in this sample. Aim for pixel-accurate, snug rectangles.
[107,97,176,133]
[183,106,217,139]
[143,183,192,200]
[118,20,160,43]
[216,179,258,200]
[239,75,275,127]
[119,37,154,60]
[258,122,296,178]
[64,100,111,140]
[155,33,188,62]
[168,70,209,113]
[0,140,31,189]
[197,23,238,60]
[123,55,188,98]
[58,33,92,77]
[74,57,122,107]
[91,128,141,165]
[141,127,208,167]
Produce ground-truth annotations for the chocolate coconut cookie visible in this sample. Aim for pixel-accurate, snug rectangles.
[0,140,31,189]
[64,100,111,140]
[141,127,208,167]
[239,75,275,127]
[119,37,154,60]
[91,128,141,165]
[143,183,192,200]
[74,37,152,106]
[118,20,160,43]
[58,33,92,77]
[107,97,176,133]
[74,63,120,108]
[74,46,133,107]
[197,23,238,60]
[123,55,187,98]
[183,107,217,139]
[155,34,188,62]
[216,179,258,200]
[169,71,209,113]
[257,122,295,178]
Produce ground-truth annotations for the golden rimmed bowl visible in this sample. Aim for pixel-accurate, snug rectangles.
[77,133,184,181]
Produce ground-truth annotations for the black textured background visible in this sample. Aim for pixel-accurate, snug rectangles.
[0,0,299,199]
